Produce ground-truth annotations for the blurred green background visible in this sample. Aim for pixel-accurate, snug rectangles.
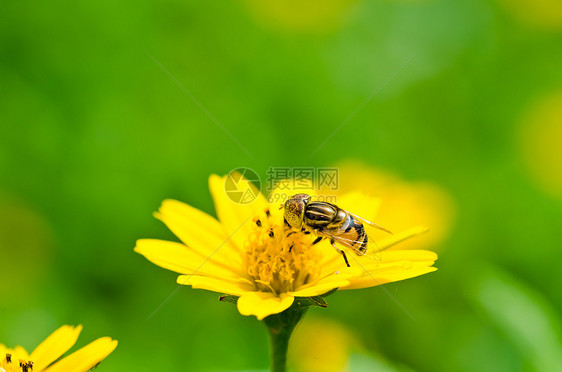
[2,0,562,371]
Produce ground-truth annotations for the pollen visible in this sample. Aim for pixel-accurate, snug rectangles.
[244,211,322,294]
[0,353,33,372]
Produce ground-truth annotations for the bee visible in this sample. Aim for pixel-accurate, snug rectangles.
[282,193,392,267]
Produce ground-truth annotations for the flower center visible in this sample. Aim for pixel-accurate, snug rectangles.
[244,209,322,294]
[0,354,33,372]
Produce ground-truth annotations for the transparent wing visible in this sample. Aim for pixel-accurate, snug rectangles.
[312,211,392,262]
[322,231,385,261]
[347,212,393,234]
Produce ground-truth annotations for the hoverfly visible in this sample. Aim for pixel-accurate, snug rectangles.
[282,193,392,267]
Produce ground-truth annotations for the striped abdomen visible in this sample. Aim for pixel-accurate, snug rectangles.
[337,213,368,255]
[304,202,368,255]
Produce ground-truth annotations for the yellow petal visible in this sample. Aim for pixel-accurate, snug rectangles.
[155,199,242,265]
[289,268,362,297]
[342,266,437,290]
[377,249,437,263]
[176,275,253,296]
[135,239,243,279]
[209,174,269,249]
[44,337,117,372]
[339,249,437,289]
[237,292,295,320]
[13,345,29,358]
[1,345,29,362]
[30,325,82,371]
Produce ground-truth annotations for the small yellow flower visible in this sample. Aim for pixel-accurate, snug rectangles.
[135,174,437,320]
[519,92,562,200]
[496,0,562,30]
[243,0,357,34]
[290,317,357,372]
[0,325,117,372]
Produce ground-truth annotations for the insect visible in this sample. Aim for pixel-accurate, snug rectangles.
[282,193,392,267]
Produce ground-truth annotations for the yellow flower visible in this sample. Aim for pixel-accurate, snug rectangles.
[135,174,437,320]
[0,325,117,372]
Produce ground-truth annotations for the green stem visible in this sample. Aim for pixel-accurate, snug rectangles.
[263,307,307,372]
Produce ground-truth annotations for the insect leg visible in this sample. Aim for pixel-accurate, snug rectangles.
[331,238,350,267]
[292,236,323,252]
